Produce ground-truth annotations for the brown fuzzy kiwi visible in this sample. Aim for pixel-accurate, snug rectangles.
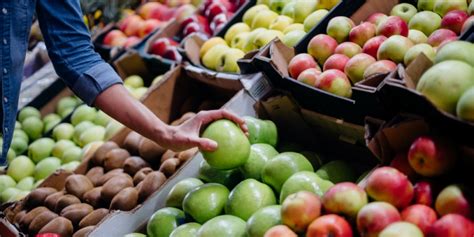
[85,166,104,186]
[65,174,94,200]
[83,187,103,208]
[103,148,130,171]
[39,217,73,237]
[161,150,177,163]
[178,147,198,163]
[78,208,109,228]
[110,187,139,211]
[23,187,57,209]
[138,138,166,162]
[18,206,48,230]
[73,225,95,237]
[101,175,134,202]
[13,210,27,225]
[55,194,81,213]
[133,167,153,185]
[92,141,119,166]
[123,131,142,155]
[136,181,144,190]
[60,203,93,226]
[123,156,150,175]
[138,171,167,201]
[96,168,124,186]
[44,191,65,211]
[159,158,180,177]
[28,210,58,235]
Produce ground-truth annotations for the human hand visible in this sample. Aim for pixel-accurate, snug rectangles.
[158,109,248,152]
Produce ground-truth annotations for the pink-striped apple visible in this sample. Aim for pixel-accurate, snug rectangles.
[435,184,472,218]
[408,136,457,177]
[376,16,409,37]
[390,3,418,22]
[323,54,350,72]
[263,225,297,237]
[413,181,435,206]
[335,42,362,58]
[366,13,388,26]
[297,68,321,86]
[434,0,468,17]
[401,204,437,234]
[357,202,401,237]
[377,35,414,63]
[349,22,376,47]
[288,53,319,78]
[389,152,418,180]
[404,43,436,66]
[441,10,469,34]
[322,182,368,219]
[306,214,353,237]
[344,53,376,83]
[365,166,414,209]
[307,34,338,65]
[409,11,442,36]
[427,214,474,237]
[327,16,355,43]
[379,222,424,237]
[315,69,352,98]
[362,35,387,58]
[428,29,457,47]
[281,191,321,233]
[363,60,397,79]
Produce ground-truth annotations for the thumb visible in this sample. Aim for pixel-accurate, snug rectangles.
[198,138,218,152]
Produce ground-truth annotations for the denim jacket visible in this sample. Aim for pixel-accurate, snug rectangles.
[0,0,122,164]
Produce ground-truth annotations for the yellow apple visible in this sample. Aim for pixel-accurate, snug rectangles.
[283,23,305,34]
[294,0,318,23]
[225,23,251,45]
[202,44,229,70]
[254,29,284,48]
[317,0,341,9]
[251,10,279,29]
[269,15,294,31]
[200,37,227,58]
[217,48,246,73]
[304,9,329,32]
[231,32,250,50]
[282,30,306,47]
[243,4,269,26]
[242,28,267,52]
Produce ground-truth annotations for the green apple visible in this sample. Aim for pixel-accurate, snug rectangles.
[317,0,340,9]
[71,104,97,126]
[52,123,74,141]
[242,28,267,52]
[269,0,292,13]
[0,187,21,203]
[246,205,281,237]
[435,41,474,66]
[304,9,329,32]
[10,137,28,155]
[244,116,278,147]
[202,44,229,70]
[152,75,164,85]
[13,129,28,143]
[16,176,35,191]
[262,152,313,192]
[182,183,230,223]
[300,151,324,170]
[251,10,279,29]
[44,118,61,133]
[124,233,146,237]
[198,160,243,189]
[18,106,40,123]
[59,107,75,118]
[280,171,333,203]
[417,60,474,114]
[225,23,251,45]
[197,215,246,237]
[282,30,306,47]
[61,146,83,163]
[6,149,16,164]
[404,43,435,66]
[390,3,418,23]
[216,48,246,73]
[73,121,94,145]
[14,121,21,130]
[43,113,61,126]
[408,29,428,44]
[434,0,467,16]
[169,223,201,237]
[7,156,35,182]
[105,120,124,140]
[281,1,296,18]
[269,15,294,32]
[457,87,474,122]
[379,222,424,237]
[147,207,186,237]
[33,157,61,180]
[0,175,16,193]
[52,140,75,158]
[13,190,30,201]
[231,32,250,50]
[243,4,270,26]
[377,35,414,63]
[201,119,250,170]
[226,179,277,220]
[130,87,148,100]
[315,160,356,183]
[60,161,80,172]
[409,11,442,36]
[165,178,204,208]
[94,110,111,127]
[56,97,79,116]
[33,179,43,189]
[327,16,354,43]
[418,0,435,11]
[254,30,284,49]
[293,0,318,23]
[257,0,270,5]
[28,138,55,163]
[22,116,44,140]
[124,75,144,89]
[240,143,279,180]
[283,23,305,34]
[79,125,105,147]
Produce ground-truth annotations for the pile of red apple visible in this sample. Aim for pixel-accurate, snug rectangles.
[288,0,474,98]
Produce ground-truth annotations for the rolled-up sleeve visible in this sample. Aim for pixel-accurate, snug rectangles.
[36,0,122,105]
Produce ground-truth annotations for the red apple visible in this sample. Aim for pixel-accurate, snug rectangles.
[103,30,126,46]
[288,53,319,79]
[149,5,175,21]
[362,36,387,58]
[205,2,227,21]
[323,54,350,72]
[376,16,409,37]
[149,38,178,56]
[263,225,297,237]
[344,53,376,83]
[124,16,145,37]
[315,69,352,98]
[349,22,377,47]
[307,34,338,65]
[119,14,142,32]
[427,29,458,47]
[408,136,457,177]
[427,214,474,237]
[322,182,368,219]
[366,13,388,26]
[281,191,322,233]
[335,42,362,58]
[435,184,472,218]
[163,47,182,61]
[183,22,202,36]
[462,16,474,34]
[110,35,128,47]
[413,181,435,207]
[389,152,418,180]
[138,19,161,38]
[357,201,401,237]
[441,10,469,34]
[123,36,141,48]
[365,166,414,209]
[138,2,163,19]
[401,204,438,234]
[306,214,353,237]
[210,13,229,33]
[363,60,397,79]
[297,68,321,86]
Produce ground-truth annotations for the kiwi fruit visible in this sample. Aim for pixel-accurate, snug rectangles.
[29,210,58,234]
[97,168,124,186]
[55,194,81,213]
[60,203,93,226]
[103,148,130,171]
[73,225,95,237]
[138,138,166,162]
[19,206,49,230]
[123,131,142,155]
[83,187,103,208]
[138,171,166,201]
[39,217,73,237]
[65,174,94,200]
[123,156,150,175]
[92,141,119,166]
[23,187,57,209]
[85,166,104,186]
[136,181,144,190]
[44,191,65,211]
[133,167,153,185]
[110,187,139,211]
[159,158,180,177]
[13,210,27,225]
[78,208,109,228]
[178,147,198,163]
[161,150,177,163]
[101,175,134,202]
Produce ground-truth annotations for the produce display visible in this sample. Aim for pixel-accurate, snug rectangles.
[287,1,473,98]
[198,0,341,73]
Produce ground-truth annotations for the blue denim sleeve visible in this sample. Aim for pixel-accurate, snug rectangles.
[36,0,122,105]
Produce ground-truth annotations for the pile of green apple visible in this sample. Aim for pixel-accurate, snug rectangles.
[287,0,474,98]
[199,0,341,73]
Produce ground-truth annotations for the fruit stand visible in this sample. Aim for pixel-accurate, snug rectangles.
[1,0,474,236]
